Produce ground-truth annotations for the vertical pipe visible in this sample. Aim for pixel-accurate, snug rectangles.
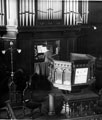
[64,0,66,25]
[35,0,37,26]
[44,0,47,19]
[67,0,69,25]
[57,0,58,19]
[4,0,6,25]
[1,0,3,25]
[24,0,26,26]
[28,0,29,26]
[43,0,46,20]
[60,0,61,19]
[47,0,48,19]
[53,0,55,19]
[29,0,31,26]
[82,0,84,23]
[17,0,19,26]
[52,0,54,19]
[86,0,87,24]
[33,0,35,26]
[6,0,9,25]
[74,0,77,25]
[62,0,64,24]
[41,0,42,19]
[48,0,49,19]
[3,0,5,25]
[27,0,29,26]
[76,0,78,25]
[20,0,23,26]
[69,0,71,25]
[49,0,51,19]
[50,0,52,19]
[40,0,42,20]
[84,0,86,24]
[72,0,74,25]
[73,0,75,25]
[85,0,87,24]
[22,0,24,26]
[6,0,17,26]
[37,0,39,19]
[83,0,85,24]
[60,0,62,19]
[47,0,49,20]
[49,0,50,19]
[42,0,45,20]
[86,0,88,24]
[55,0,57,20]
[66,0,68,25]
[0,0,1,25]
[59,0,61,19]
[70,0,72,25]
[31,0,33,26]
[83,1,85,24]
[25,0,28,26]
[19,0,20,26]
[19,0,21,26]
[21,0,23,26]
[57,0,59,19]
[51,0,52,20]
[32,0,34,25]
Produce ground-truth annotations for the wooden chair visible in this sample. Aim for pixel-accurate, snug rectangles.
[22,82,42,118]
[0,100,16,119]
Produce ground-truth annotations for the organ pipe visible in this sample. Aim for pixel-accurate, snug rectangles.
[0,0,89,27]
[64,0,88,25]
[17,0,88,26]
[0,0,1,25]
[19,0,35,26]
[33,0,35,26]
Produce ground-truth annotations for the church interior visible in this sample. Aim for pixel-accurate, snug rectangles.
[1,0,102,120]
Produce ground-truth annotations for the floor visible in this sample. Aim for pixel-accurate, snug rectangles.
[0,89,102,120]
[0,105,67,120]
[1,105,102,120]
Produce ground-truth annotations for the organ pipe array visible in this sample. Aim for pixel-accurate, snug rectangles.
[19,0,35,26]
[37,0,62,20]
[0,0,89,27]
[18,0,88,26]
[82,0,89,24]
[64,0,88,25]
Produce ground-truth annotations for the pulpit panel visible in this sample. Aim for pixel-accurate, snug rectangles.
[50,60,72,91]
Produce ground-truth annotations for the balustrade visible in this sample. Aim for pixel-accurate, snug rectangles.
[62,90,100,119]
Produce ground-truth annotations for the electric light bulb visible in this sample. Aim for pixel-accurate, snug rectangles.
[17,49,21,53]
[2,50,6,54]
[10,41,13,46]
